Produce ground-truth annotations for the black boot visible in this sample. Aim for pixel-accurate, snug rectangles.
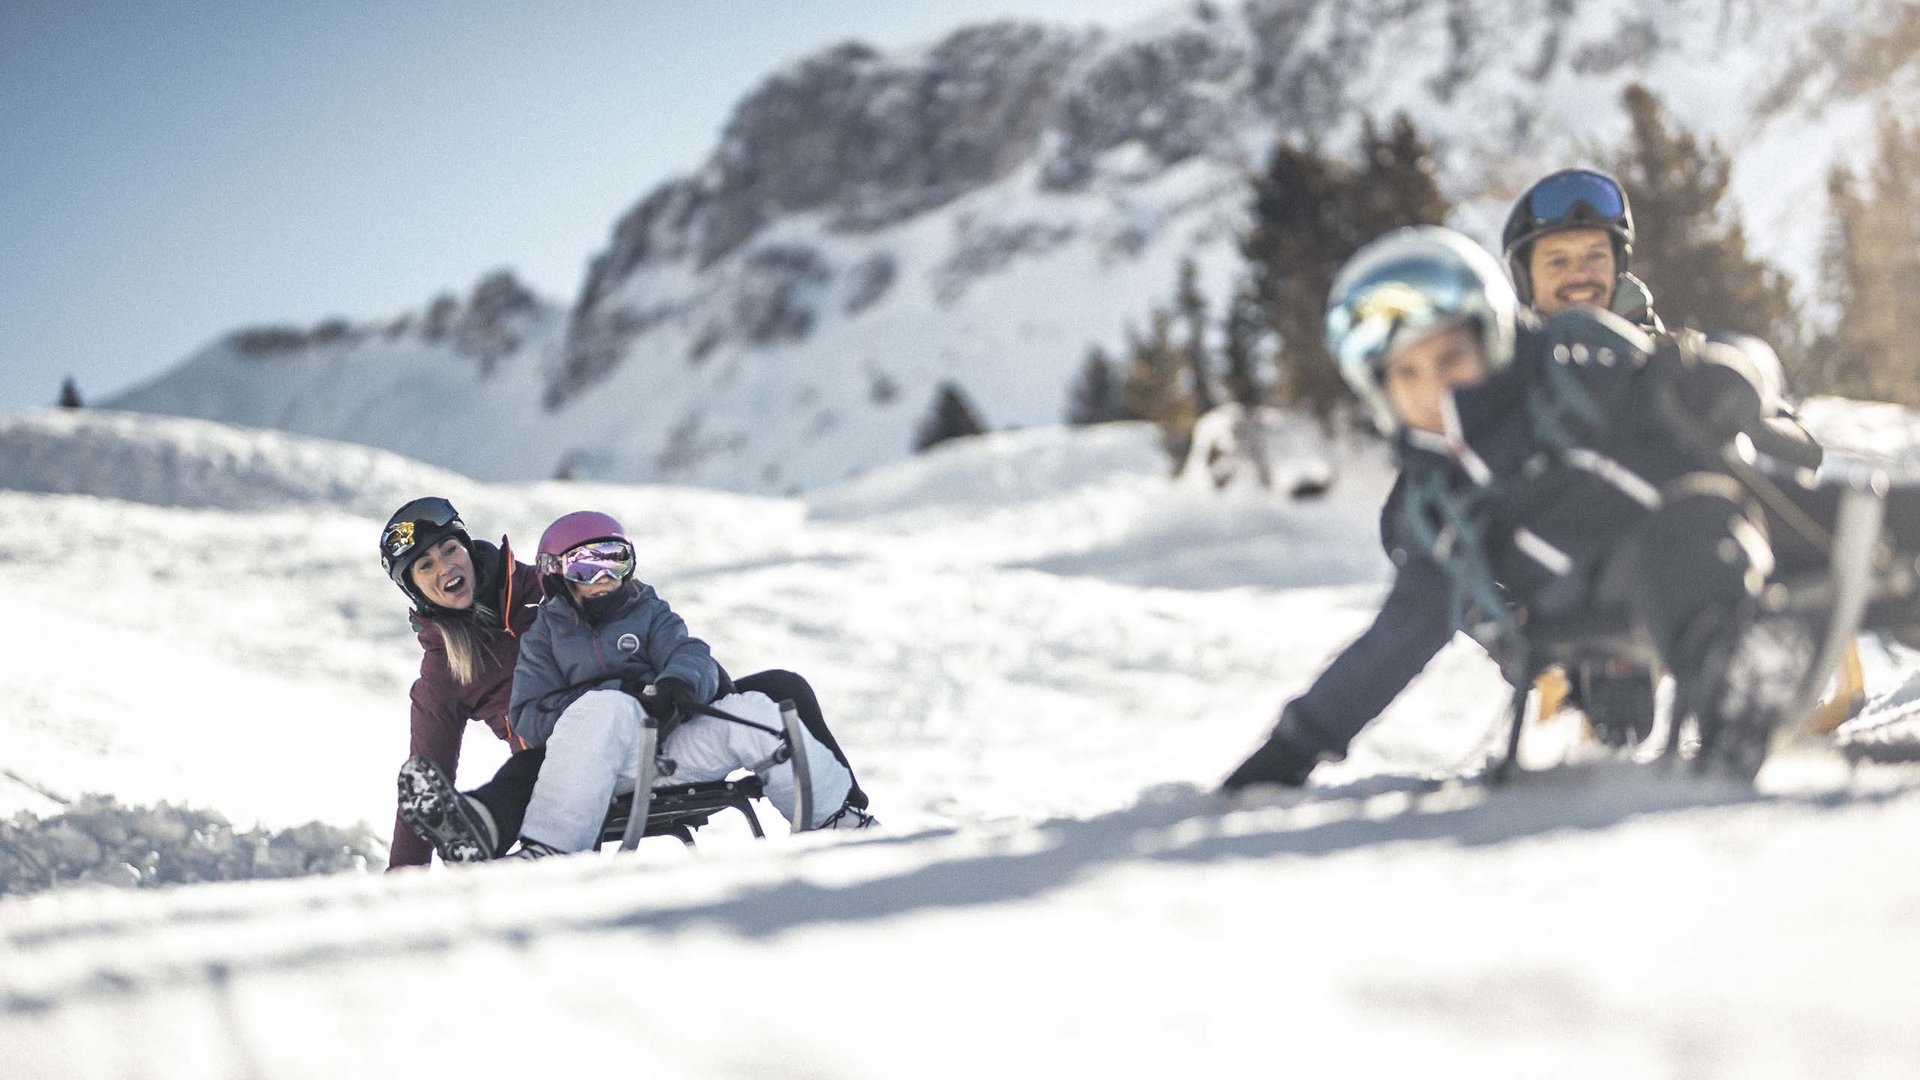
[1684,613,1816,782]
[1222,719,1321,791]
[396,755,499,864]
[1574,660,1659,749]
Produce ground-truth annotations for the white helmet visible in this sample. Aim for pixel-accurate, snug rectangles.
[1325,226,1518,433]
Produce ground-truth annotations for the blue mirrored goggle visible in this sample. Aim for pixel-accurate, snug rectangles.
[1329,262,1477,379]
[1524,170,1627,227]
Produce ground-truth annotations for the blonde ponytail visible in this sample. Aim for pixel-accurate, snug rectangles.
[437,615,493,687]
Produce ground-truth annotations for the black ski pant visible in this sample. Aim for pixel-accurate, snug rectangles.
[465,668,865,853]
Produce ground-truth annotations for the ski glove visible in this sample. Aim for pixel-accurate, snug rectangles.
[1659,337,1765,447]
[638,676,699,721]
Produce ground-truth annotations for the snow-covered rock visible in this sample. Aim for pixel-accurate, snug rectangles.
[1181,403,1340,495]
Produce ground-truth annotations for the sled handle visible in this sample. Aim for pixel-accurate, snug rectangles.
[782,700,813,833]
[619,717,659,852]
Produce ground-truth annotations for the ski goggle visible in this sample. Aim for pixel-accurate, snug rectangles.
[1328,264,1476,382]
[1518,170,1628,232]
[538,540,635,585]
[381,497,464,566]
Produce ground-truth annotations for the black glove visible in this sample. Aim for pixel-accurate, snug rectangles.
[1221,716,1321,792]
[1662,338,1765,446]
[638,676,698,721]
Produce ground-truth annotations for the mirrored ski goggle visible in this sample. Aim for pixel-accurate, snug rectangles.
[382,497,463,561]
[1328,266,1475,383]
[1521,170,1628,230]
[538,540,635,585]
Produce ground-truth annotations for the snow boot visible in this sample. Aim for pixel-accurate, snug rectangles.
[1692,614,1817,781]
[1573,660,1659,748]
[1222,715,1321,791]
[397,755,499,864]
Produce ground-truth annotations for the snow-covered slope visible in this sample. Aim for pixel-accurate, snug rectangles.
[6,407,1920,1076]
[108,0,1920,493]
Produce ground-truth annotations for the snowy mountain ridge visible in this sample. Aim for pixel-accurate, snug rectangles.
[109,0,1920,492]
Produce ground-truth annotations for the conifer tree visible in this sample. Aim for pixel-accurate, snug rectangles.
[1810,116,1920,403]
[57,376,83,409]
[1242,114,1448,424]
[1220,287,1267,409]
[1242,142,1352,421]
[1066,344,1134,425]
[1610,85,1797,353]
[1122,308,1197,469]
[914,381,988,452]
[1355,114,1449,231]
[1173,258,1218,415]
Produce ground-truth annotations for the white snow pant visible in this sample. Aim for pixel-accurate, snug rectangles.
[520,688,854,853]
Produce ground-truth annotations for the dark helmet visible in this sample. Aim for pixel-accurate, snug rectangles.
[1325,226,1518,434]
[1501,168,1635,305]
[379,496,471,608]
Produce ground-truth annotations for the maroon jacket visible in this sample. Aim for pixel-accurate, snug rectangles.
[389,538,543,869]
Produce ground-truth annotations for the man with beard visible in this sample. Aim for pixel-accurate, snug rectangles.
[1500,169,1845,746]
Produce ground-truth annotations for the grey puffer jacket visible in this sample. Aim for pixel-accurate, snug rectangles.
[506,580,719,748]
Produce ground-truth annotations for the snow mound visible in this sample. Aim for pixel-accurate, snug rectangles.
[0,408,479,517]
[1802,396,1920,482]
[807,422,1167,520]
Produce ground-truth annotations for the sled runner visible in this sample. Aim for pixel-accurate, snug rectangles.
[598,774,769,847]
[594,696,818,852]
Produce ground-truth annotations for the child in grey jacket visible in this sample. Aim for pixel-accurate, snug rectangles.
[506,511,871,855]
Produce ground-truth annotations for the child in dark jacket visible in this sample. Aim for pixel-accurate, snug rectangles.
[505,511,873,855]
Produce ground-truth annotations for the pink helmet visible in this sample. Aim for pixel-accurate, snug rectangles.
[536,511,634,590]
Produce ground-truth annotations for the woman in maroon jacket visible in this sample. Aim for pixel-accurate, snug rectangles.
[378,496,544,869]
[381,497,874,867]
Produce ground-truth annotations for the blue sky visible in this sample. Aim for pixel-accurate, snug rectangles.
[0,0,1178,410]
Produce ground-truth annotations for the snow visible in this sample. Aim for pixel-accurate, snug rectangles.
[4,406,1920,1077]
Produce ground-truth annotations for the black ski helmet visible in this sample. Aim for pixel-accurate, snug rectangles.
[1501,168,1635,306]
[380,496,471,609]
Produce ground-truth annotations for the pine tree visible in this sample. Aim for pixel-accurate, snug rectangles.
[1173,258,1218,415]
[1067,345,1134,425]
[1122,308,1198,469]
[1611,85,1798,353]
[1242,142,1353,422]
[1354,113,1449,231]
[1242,114,1449,424]
[914,381,988,452]
[57,376,83,409]
[1220,287,1267,408]
[1810,116,1920,403]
